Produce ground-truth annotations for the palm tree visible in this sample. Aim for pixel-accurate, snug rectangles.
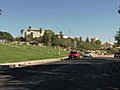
[20,29,24,37]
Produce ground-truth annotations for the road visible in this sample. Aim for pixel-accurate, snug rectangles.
[0,58,120,90]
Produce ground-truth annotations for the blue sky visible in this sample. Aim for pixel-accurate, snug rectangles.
[0,0,120,43]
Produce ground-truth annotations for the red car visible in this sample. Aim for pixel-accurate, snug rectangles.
[68,51,80,59]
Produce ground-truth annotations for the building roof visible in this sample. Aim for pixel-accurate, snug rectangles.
[102,42,114,45]
[28,28,40,31]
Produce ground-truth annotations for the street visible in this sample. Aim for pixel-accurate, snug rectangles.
[0,58,120,90]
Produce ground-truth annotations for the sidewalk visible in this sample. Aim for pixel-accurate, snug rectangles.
[93,54,114,58]
[0,58,62,69]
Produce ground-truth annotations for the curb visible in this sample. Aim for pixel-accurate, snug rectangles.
[0,58,63,70]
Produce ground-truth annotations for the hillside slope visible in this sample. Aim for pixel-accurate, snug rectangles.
[0,43,67,63]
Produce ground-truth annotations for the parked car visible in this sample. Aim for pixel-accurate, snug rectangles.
[83,51,94,57]
[68,51,80,59]
[29,41,39,45]
[114,52,120,58]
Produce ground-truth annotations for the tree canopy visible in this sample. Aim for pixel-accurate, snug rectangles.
[115,29,120,46]
[0,31,14,42]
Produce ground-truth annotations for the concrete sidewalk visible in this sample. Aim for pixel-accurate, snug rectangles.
[0,58,62,69]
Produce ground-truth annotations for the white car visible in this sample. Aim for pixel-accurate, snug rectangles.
[83,52,94,57]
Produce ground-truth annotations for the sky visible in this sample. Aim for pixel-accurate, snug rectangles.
[0,0,120,43]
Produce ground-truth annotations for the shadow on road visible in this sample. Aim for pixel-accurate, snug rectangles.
[0,58,120,90]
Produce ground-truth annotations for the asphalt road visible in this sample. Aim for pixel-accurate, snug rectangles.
[0,58,120,90]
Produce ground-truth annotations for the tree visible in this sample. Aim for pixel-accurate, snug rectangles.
[59,31,63,39]
[29,26,32,29]
[118,6,120,14]
[42,31,50,46]
[51,34,59,46]
[0,9,3,15]
[25,33,33,42]
[0,31,4,40]
[42,30,55,46]
[20,29,24,37]
[86,37,89,43]
[115,28,120,46]
[95,40,101,45]
[0,31,14,42]
[60,38,74,48]
[79,36,82,42]
[15,37,20,41]
[39,28,42,33]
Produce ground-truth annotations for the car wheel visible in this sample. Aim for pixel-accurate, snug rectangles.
[69,57,72,60]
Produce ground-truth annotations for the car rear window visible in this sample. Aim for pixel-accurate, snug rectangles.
[70,52,78,54]
[85,52,91,54]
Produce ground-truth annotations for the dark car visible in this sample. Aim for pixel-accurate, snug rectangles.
[114,52,120,58]
[68,51,80,59]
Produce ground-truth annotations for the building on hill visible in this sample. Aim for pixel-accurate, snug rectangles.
[102,42,114,49]
[25,27,45,38]
[91,37,99,43]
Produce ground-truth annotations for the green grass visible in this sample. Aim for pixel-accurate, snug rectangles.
[0,43,68,63]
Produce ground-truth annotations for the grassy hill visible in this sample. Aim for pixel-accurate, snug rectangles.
[0,43,68,63]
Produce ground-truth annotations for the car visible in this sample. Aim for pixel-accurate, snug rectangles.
[114,52,120,58]
[83,51,94,58]
[29,41,39,45]
[68,51,80,59]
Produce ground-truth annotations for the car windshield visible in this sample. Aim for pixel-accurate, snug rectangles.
[70,51,78,54]
[85,52,91,54]
[116,53,120,55]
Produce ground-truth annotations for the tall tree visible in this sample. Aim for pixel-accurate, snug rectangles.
[79,36,82,42]
[42,31,50,46]
[115,28,120,46]
[39,28,42,33]
[86,37,89,43]
[20,29,24,37]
